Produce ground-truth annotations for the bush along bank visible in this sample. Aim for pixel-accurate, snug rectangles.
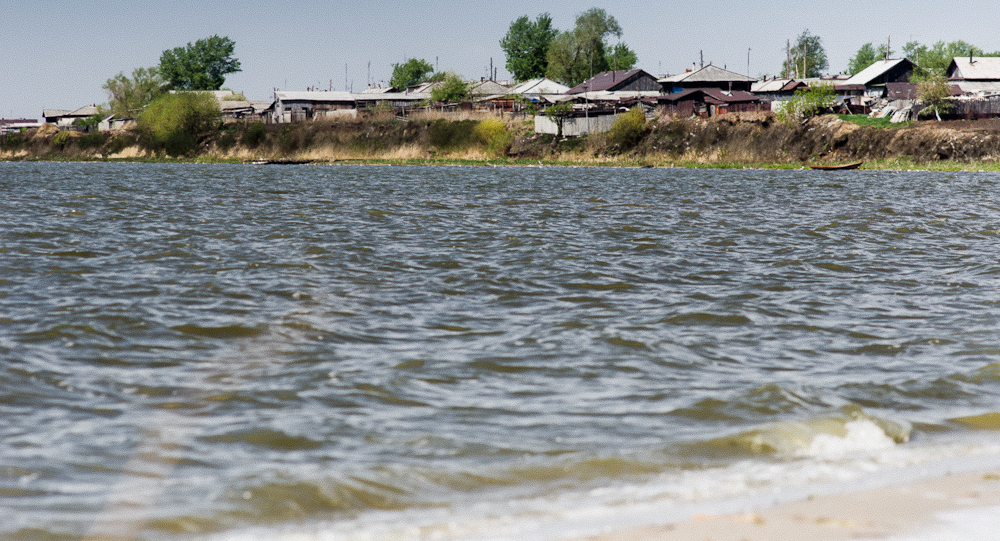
[5,111,1000,169]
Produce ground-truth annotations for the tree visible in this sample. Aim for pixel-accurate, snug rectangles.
[390,58,434,90]
[604,42,638,71]
[500,13,558,82]
[783,30,828,78]
[917,73,954,121]
[159,35,241,90]
[847,43,878,75]
[138,92,220,156]
[544,101,574,138]
[777,83,836,123]
[103,67,165,117]
[546,7,623,87]
[430,72,469,102]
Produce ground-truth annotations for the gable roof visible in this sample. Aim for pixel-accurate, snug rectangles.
[566,70,656,94]
[751,78,808,93]
[659,88,760,104]
[659,64,756,84]
[843,58,913,86]
[509,78,570,95]
[947,57,1000,81]
[467,80,509,96]
[274,91,355,103]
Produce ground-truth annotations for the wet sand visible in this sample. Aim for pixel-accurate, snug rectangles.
[573,468,1000,541]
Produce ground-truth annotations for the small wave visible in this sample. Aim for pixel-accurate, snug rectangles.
[202,428,323,451]
[661,312,752,326]
[172,324,266,339]
[696,408,909,458]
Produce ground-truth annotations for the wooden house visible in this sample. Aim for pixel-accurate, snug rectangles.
[946,57,1000,94]
[565,70,661,95]
[658,88,762,117]
[268,91,357,123]
[836,58,915,98]
[659,65,757,93]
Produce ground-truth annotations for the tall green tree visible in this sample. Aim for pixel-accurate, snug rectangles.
[783,30,828,78]
[390,58,434,90]
[159,35,241,90]
[904,40,1000,78]
[103,67,165,117]
[430,72,469,102]
[604,42,638,71]
[545,8,626,87]
[500,13,558,82]
[847,43,878,75]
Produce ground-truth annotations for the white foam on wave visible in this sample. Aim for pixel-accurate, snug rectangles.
[199,432,1000,541]
[801,419,898,459]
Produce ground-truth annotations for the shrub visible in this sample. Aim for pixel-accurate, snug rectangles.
[472,118,512,156]
[217,133,237,152]
[77,131,109,150]
[241,121,267,147]
[138,92,220,156]
[429,119,478,149]
[53,131,74,149]
[607,107,647,150]
[1,133,25,150]
[430,72,469,103]
[777,83,836,123]
[108,134,137,154]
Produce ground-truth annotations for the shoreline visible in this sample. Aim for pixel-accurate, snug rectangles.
[568,459,1000,541]
[5,156,1000,172]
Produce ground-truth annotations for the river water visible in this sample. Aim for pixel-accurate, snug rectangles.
[3,162,1000,540]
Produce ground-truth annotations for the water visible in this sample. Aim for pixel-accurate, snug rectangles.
[3,162,1000,540]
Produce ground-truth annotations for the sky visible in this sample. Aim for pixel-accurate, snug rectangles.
[4,0,1000,120]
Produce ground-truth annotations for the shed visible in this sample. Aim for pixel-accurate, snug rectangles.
[509,78,570,98]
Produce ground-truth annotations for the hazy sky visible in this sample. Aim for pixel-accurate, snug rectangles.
[4,0,1000,119]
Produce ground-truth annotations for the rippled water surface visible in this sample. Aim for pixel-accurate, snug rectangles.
[4,163,1000,540]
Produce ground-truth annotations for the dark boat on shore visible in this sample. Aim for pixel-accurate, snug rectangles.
[809,161,864,170]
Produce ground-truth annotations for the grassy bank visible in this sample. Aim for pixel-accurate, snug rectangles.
[5,111,1000,171]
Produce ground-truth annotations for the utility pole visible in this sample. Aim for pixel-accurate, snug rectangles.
[786,40,790,79]
[700,50,704,69]
[345,63,348,93]
[748,47,751,78]
[367,61,371,87]
[887,35,891,60]
[803,44,808,79]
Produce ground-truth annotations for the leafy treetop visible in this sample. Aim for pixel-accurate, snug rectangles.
[390,58,434,90]
[103,66,165,117]
[546,8,634,87]
[159,35,241,91]
[783,29,828,78]
[500,13,559,82]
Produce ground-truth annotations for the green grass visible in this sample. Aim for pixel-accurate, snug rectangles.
[837,114,912,129]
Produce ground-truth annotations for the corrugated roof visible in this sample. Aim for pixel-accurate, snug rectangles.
[468,80,509,96]
[659,88,760,103]
[566,70,654,94]
[43,109,72,118]
[274,91,355,102]
[843,59,912,86]
[68,105,100,117]
[953,81,1000,94]
[509,78,571,95]
[658,64,756,84]
[948,57,1000,81]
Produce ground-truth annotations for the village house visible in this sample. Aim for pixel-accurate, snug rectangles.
[836,58,915,99]
[43,105,101,128]
[265,91,357,123]
[657,88,762,118]
[659,64,757,93]
[0,118,41,134]
[509,78,570,100]
[946,57,1000,94]
[750,77,809,110]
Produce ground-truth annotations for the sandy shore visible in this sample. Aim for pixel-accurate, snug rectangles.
[571,467,1000,541]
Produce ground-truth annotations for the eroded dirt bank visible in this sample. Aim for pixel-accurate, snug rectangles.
[5,113,1000,167]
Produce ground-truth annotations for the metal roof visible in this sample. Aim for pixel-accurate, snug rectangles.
[67,105,100,117]
[750,78,807,93]
[843,58,912,86]
[658,64,756,84]
[948,57,1000,81]
[566,70,656,94]
[509,78,570,95]
[660,88,760,103]
[274,91,356,102]
[468,80,510,96]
